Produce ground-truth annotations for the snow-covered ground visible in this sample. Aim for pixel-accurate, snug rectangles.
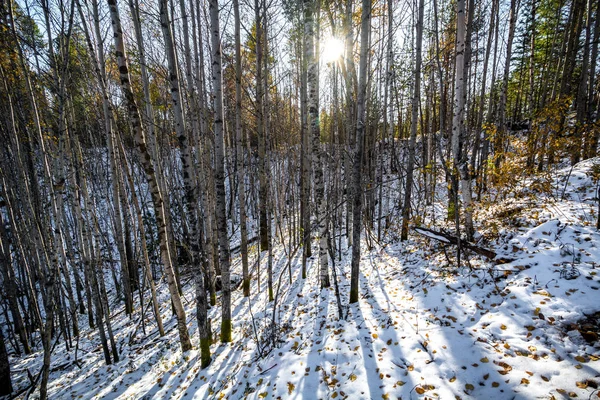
[7,158,600,399]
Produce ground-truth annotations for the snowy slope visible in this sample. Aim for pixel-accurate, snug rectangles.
[7,158,600,399]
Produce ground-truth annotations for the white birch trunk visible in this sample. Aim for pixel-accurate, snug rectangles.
[208,0,232,343]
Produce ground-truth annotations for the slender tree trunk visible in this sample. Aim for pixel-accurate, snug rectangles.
[305,0,329,288]
[350,0,370,304]
[233,0,249,297]
[300,1,311,279]
[208,0,232,343]
[378,0,393,240]
[586,0,600,158]
[495,0,518,169]
[255,0,269,253]
[472,0,496,177]
[344,0,356,248]
[575,0,592,163]
[452,0,475,241]
[400,0,424,241]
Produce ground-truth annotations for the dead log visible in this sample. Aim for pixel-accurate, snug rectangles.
[413,226,506,261]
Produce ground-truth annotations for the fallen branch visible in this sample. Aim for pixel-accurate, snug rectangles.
[414,226,511,262]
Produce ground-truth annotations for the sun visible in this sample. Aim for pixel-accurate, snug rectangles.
[322,36,344,64]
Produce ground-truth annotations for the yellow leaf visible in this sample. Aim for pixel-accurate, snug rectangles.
[576,381,588,389]
[396,381,405,386]
[382,394,389,400]
[415,387,425,394]
[372,333,378,339]
[492,382,500,388]
[258,392,268,398]
[349,374,357,382]
[500,324,507,330]
[407,365,414,371]
[504,343,510,349]
[465,383,474,391]
[257,378,263,385]
[541,375,550,382]
[480,357,489,363]
[526,371,534,376]
[521,378,530,385]
[449,376,457,383]
[287,382,295,394]
[575,355,586,363]
[331,392,338,399]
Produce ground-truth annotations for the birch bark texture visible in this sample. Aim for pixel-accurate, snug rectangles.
[304,0,329,288]
[233,0,250,298]
[400,0,424,241]
[208,0,233,343]
[451,0,475,241]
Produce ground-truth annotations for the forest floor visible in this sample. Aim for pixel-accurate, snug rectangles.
[7,158,600,399]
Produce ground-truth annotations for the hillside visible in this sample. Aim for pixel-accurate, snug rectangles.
[6,159,600,400]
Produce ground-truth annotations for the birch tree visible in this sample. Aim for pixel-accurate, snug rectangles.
[233,0,250,297]
[400,0,424,241]
[305,0,329,288]
[350,0,370,304]
[208,0,233,343]
[451,0,475,241]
